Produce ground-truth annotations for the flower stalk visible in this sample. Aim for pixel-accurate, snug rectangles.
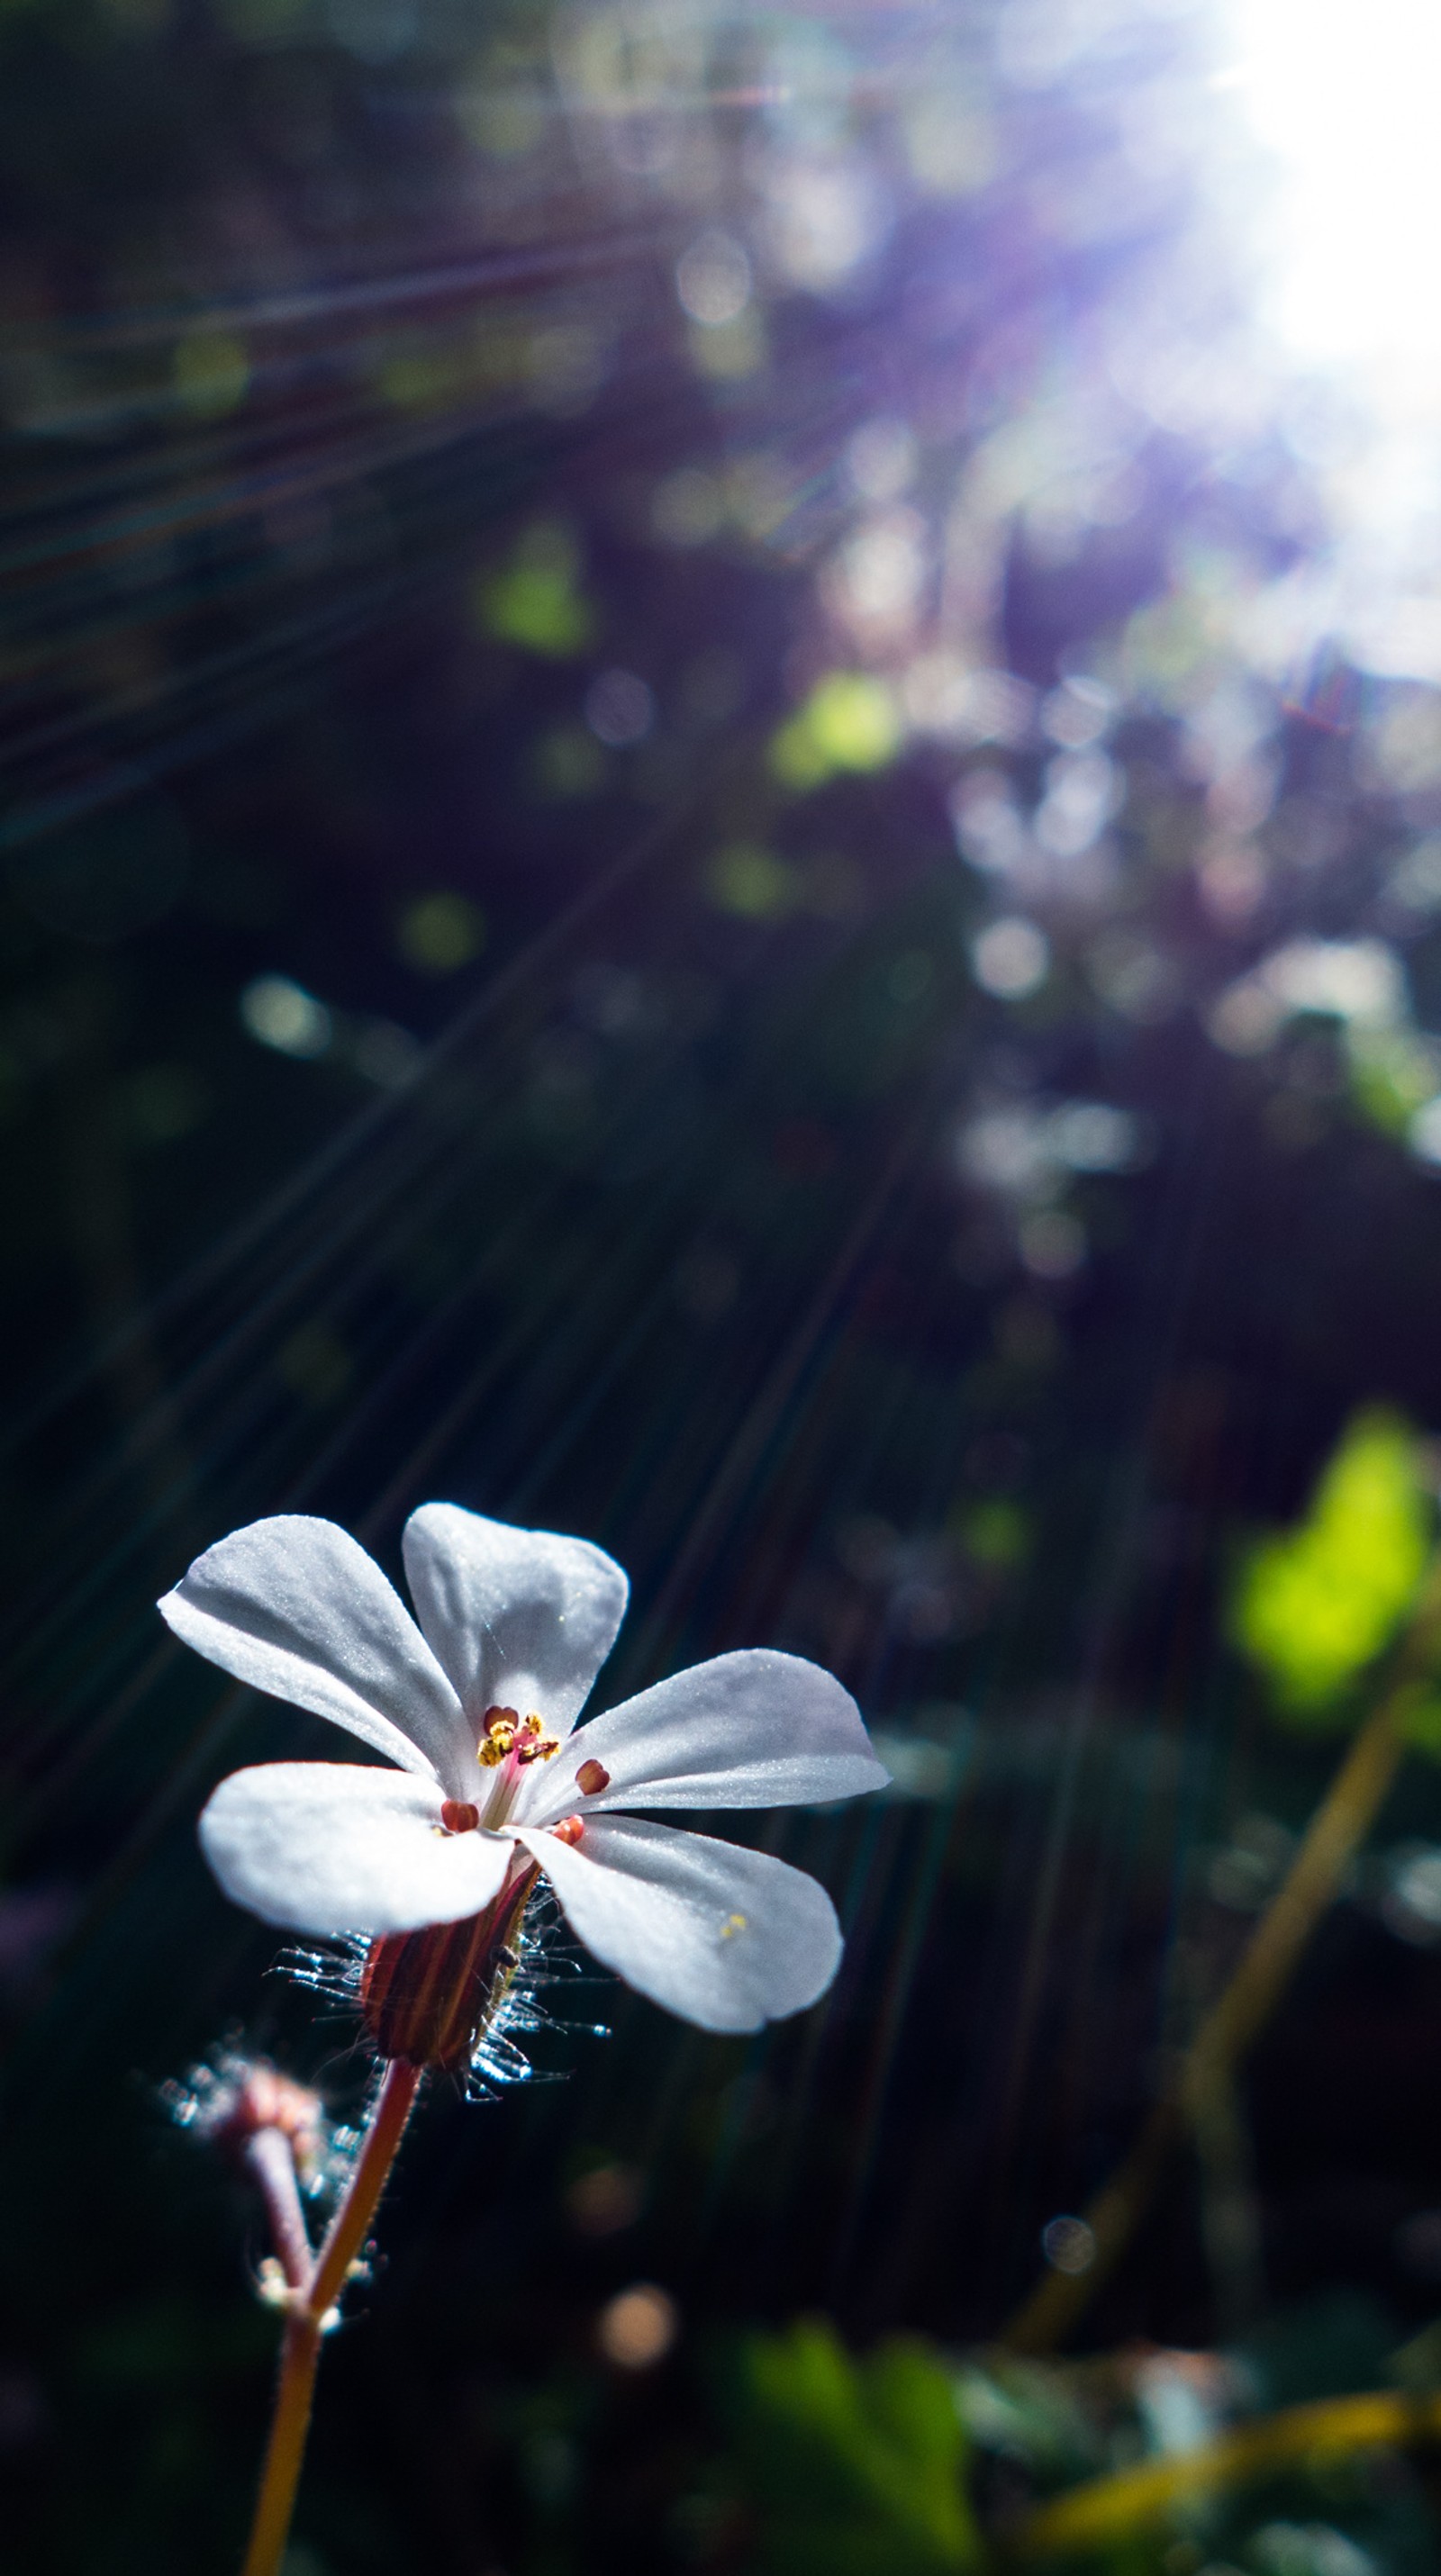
[1002,1549,1441,2356]
[240,2057,421,2576]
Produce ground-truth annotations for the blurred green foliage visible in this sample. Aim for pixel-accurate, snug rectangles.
[1346,1029,1441,1141]
[475,522,594,658]
[725,2318,981,2573]
[1231,1411,1433,1722]
[769,675,902,791]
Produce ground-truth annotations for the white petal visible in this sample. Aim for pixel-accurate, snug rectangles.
[515,1816,842,2031]
[514,1649,888,1827]
[402,1504,628,1737]
[159,1517,472,1789]
[199,1762,514,1934]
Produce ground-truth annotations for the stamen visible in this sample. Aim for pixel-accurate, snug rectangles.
[576,1759,611,1796]
[552,1815,585,1848]
[440,1800,480,1834]
[478,1706,521,1767]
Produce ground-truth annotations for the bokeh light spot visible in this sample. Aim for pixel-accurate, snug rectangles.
[1041,2216,1096,2275]
[675,230,752,328]
[770,673,900,789]
[596,2283,678,2370]
[585,669,654,747]
[397,894,485,975]
[476,524,594,658]
[706,843,800,921]
[240,975,332,1059]
[566,2163,644,2237]
[970,917,1049,1000]
[173,331,249,418]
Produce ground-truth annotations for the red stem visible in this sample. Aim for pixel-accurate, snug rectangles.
[239,2059,421,2576]
[243,2127,314,2293]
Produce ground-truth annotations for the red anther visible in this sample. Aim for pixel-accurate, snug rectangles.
[482,1704,521,1731]
[440,1800,481,1833]
[552,1815,585,1848]
[575,1759,611,1796]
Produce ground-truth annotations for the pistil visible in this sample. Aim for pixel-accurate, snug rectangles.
[476,1704,560,1831]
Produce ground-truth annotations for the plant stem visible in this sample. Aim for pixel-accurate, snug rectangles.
[1014,2386,1441,2559]
[244,2129,314,2294]
[239,2058,421,2576]
[1001,1679,1414,2355]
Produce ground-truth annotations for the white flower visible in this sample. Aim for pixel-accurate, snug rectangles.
[161,1505,887,2035]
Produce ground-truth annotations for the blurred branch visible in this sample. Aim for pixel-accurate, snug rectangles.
[1001,1551,1441,2355]
[1012,2387,1441,2560]
[243,2127,314,2297]
[1190,2065,1264,2338]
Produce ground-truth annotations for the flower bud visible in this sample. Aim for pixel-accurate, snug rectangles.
[168,2053,327,2186]
[359,1861,539,2070]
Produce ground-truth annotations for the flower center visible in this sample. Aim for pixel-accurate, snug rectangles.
[478,1705,559,1767]
[476,1704,561,1830]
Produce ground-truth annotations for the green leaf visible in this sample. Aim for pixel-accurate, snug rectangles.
[726,2317,982,2573]
[474,521,594,657]
[1231,1408,1432,1723]
[1346,1026,1441,1138]
[769,674,902,791]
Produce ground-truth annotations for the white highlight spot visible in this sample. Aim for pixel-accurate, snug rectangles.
[675,230,752,328]
[1228,0,1441,409]
[240,975,332,1060]
[971,917,1050,1000]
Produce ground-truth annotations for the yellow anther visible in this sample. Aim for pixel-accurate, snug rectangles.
[720,1912,748,1940]
[477,1704,556,1770]
[478,1704,522,1766]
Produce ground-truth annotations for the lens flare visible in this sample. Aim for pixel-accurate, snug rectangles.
[1229,0,1441,411]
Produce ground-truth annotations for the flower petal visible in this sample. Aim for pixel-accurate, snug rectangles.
[514,1649,887,1826]
[199,1762,514,1933]
[515,1816,842,2031]
[402,1504,629,1736]
[159,1516,472,1789]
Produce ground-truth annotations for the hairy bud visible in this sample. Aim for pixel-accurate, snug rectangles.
[359,1862,540,2070]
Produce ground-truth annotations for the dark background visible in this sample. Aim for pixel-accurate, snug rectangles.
[8,0,1441,2567]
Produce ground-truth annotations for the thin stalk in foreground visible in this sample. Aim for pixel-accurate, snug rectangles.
[240,2057,421,2576]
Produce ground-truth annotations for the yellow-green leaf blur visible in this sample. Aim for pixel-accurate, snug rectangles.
[1232,1409,1432,1722]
